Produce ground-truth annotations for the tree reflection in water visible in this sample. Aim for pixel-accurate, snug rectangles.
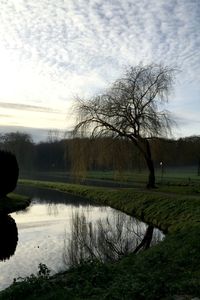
[0,214,18,261]
[63,211,163,267]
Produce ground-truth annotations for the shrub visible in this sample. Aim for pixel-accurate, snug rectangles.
[0,214,18,261]
[0,150,19,197]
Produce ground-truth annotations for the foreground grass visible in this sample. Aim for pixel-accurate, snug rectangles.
[1,179,200,299]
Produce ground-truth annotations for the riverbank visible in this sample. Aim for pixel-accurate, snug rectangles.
[0,179,200,299]
[0,193,30,214]
[19,179,200,233]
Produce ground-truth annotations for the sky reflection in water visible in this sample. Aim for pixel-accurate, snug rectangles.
[0,186,163,291]
[0,187,123,290]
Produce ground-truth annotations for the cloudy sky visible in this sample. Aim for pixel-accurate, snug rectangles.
[0,0,199,141]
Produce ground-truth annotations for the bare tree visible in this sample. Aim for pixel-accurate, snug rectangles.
[73,64,175,188]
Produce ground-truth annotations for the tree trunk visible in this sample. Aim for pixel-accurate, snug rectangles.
[133,137,156,188]
[136,139,155,188]
[144,139,155,188]
[133,225,154,254]
[145,156,156,188]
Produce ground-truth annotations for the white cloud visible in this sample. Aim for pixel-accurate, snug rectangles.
[0,0,199,136]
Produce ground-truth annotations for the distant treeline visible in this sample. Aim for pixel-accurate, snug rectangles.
[0,132,200,174]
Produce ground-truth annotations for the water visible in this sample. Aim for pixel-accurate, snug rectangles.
[0,186,163,291]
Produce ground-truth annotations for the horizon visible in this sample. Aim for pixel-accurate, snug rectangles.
[0,126,200,144]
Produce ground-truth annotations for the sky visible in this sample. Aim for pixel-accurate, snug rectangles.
[0,0,199,142]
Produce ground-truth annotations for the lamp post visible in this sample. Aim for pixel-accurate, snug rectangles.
[160,161,164,184]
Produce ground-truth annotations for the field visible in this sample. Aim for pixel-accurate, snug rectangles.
[19,165,200,188]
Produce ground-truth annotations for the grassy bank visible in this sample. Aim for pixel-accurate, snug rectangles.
[0,193,30,214]
[19,179,200,233]
[0,179,200,299]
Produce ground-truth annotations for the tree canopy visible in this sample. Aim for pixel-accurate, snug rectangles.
[75,64,174,138]
[73,64,175,188]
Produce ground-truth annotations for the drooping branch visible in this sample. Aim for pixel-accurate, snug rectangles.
[73,64,176,188]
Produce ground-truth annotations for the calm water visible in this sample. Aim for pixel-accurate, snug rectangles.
[0,186,163,291]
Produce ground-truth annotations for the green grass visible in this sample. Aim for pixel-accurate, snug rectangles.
[33,167,200,187]
[1,178,200,299]
[84,166,200,182]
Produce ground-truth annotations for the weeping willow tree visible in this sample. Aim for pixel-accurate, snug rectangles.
[69,137,140,181]
[73,64,175,188]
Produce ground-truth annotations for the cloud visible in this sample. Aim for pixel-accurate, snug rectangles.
[1,0,199,84]
[0,102,61,113]
[0,0,199,137]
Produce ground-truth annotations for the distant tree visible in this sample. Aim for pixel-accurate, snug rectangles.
[35,140,66,171]
[1,132,34,172]
[73,64,175,188]
[47,129,60,143]
[0,150,19,197]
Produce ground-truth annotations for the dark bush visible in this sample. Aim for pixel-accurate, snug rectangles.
[0,150,19,197]
[0,214,18,261]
